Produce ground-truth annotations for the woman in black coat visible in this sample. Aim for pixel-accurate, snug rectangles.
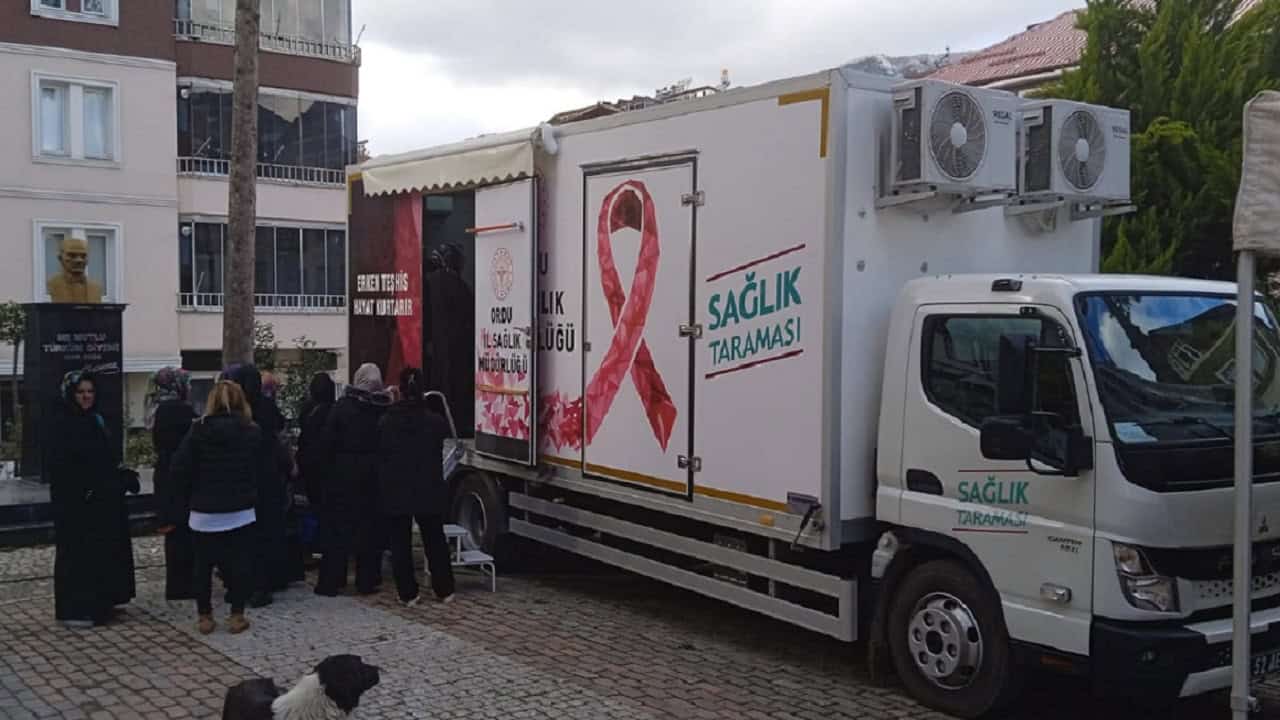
[315,362,392,596]
[378,367,455,605]
[296,372,336,507]
[149,367,198,601]
[170,380,263,635]
[222,364,293,607]
[49,371,138,628]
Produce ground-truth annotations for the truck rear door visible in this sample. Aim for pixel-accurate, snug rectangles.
[581,159,697,498]
[899,303,1097,656]
[473,179,538,465]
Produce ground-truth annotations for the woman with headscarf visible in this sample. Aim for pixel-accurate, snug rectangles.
[424,243,475,435]
[221,363,293,607]
[378,368,455,605]
[149,367,198,601]
[296,372,336,508]
[49,371,138,628]
[315,362,392,596]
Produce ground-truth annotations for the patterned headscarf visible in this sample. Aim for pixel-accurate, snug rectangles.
[60,370,105,431]
[352,363,383,392]
[60,369,92,406]
[346,363,392,406]
[152,367,191,403]
[261,371,279,401]
[146,366,191,429]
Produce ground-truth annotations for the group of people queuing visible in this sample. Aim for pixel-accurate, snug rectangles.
[49,360,457,634]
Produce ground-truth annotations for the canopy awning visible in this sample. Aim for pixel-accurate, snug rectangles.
[356,127,537,197]
[1235,91,1280,254]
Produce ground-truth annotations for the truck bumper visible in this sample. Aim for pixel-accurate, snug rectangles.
[1091,605,1280,701]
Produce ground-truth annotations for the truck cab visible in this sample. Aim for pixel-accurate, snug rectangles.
[875,273,1280,714]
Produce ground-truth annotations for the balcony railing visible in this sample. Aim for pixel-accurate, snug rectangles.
[173,19,361,64]
[179,293,347,314]
[178,157,346,186]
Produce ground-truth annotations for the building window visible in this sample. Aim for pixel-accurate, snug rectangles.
[38,82,68,156]
[33,221,121,304]
[178,0,352,58]
[177,86,355,185]
[179,220,346,312]
[191,222,224,296]
[32,74,119,164]
[31,0,119,25]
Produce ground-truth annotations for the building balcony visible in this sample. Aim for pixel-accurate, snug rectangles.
[177,157,346,187]
[173,19,361,64]
[178,292,347,314]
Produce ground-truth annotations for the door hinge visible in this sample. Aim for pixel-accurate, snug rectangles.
[678,455,702,472]
[681,190,705,207]
[583,340,592,352]
[678,323,703,339]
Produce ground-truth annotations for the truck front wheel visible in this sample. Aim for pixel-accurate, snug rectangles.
[887,559,1018,718]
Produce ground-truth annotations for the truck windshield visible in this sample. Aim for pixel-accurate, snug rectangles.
[1076,293,1280,446]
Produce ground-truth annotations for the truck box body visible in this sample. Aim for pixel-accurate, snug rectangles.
[351,69,1098,550]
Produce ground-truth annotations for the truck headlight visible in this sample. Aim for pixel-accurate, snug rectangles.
[1113,543,1180,613]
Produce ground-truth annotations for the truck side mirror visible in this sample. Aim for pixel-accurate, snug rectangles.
[996,334,1035,415]
[981,416,1090,476]
[980,416,1033,461]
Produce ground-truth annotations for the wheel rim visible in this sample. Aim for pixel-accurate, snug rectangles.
[456,491,488,550]
[906,592,983,690]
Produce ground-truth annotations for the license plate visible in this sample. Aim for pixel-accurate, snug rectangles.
[1252,649,1280,677]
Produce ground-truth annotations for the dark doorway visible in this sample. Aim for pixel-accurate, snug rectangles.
[422,191,476,436]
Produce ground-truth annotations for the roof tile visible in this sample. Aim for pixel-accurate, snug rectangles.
[928,10,1085,86]
[929,0,1263,88]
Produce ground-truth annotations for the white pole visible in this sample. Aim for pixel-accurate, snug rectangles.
[1232,249,1256,719]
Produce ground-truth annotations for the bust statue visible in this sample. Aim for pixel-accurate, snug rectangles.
[47,237,103,304]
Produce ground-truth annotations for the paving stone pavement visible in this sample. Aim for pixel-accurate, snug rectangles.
[0,536,1272,719]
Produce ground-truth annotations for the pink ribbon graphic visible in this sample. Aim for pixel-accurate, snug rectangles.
[584,180,677,450]
[541,180,677,452]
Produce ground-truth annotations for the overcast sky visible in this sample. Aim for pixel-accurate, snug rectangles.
[353,1,1083,157]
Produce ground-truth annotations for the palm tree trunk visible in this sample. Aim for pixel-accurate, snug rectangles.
[222,0,260,367]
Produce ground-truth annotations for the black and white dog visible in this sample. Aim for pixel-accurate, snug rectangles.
[222,655,381,720]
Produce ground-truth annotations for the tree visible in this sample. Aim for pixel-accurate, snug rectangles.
[250,322,337,425]
[222,0,260,366]
[277,336,338,425]
[1040,0,1280,279]
[0,302,24,456]
[254,320,277,370]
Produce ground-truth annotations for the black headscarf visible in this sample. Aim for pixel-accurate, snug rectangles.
[300,372,336,422]
[398,367,425,405]
[429,243,465,276]
[221,363,283,438]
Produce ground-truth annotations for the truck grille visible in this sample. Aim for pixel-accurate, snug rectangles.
[1193,572,1280,605]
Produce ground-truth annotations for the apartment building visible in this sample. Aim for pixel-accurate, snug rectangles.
[0,0,357,436]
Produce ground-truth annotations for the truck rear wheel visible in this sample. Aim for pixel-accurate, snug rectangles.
[887,559,1017,718]
[450,472,505,554]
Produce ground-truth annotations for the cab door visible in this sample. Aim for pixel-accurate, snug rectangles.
[898,303,1097,656]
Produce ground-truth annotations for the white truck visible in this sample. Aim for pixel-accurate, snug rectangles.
[347,67,1280,717]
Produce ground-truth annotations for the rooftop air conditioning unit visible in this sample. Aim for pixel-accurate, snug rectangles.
[890,79,1018,197]
[1019,100,1131,203]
